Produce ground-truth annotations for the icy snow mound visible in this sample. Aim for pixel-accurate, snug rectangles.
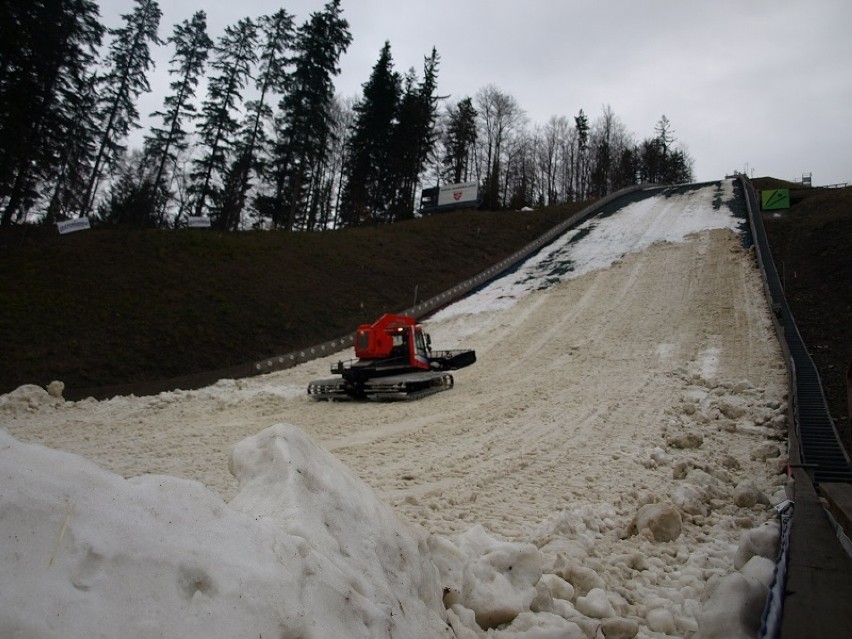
[0,425,451,639]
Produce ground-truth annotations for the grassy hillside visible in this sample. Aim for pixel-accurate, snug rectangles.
[0,204,584,398]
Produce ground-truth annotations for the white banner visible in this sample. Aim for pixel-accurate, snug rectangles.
[437,182,478,207]
[57,217,91,235]
[187,216,211,228]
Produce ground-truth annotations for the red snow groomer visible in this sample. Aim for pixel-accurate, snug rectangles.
[307,313,476,400]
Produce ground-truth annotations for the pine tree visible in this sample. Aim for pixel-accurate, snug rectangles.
[144,10,211,226]
[506,132,536,209]
[653,115,694,184]
[574,108,590,200]
[96,149,156,226]
[387,68,420,220]
[216,150,253,230]
[81,0,161,218]
[667,149,693,184]
[388,47,440,221]
[190,17,257,229]
[589,137,610,198]
[44,70,101,222]
[266,0,351,230]
[0,0,104,226]
[220,9,295,230]
[322,95,356,229]
[637,117,693,185]
[441,97,477,185]
[637,137,662,183]
[654,115,674,169]
[611,145,637,191]
[340,41,400,225]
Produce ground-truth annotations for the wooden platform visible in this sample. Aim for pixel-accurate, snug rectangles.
[781,474,852,638]
[820,483,852,548]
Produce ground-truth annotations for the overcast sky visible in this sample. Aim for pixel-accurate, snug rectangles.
[98,0,851,187]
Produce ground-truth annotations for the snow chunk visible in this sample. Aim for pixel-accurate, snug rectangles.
[445,604,480,639]
[600,616,640,638]
[750,442,782,460]
[646,607,677,634]
[733,481,770,508]
[575,587,615,618]
[667,432,703,449]
[632,502,682,542]
[697,572,768,639]
[46,380,65,399]
[491,611,588,639]
[439,524,543,630]
[740,555,777,588]
[538,573,575,603]
[650,446,669,466]
[671,482,709,516]
[0,384,61,413]
[556,562,606,597]
[717,398,747,419]
[733,523,780,570]
[731,380,755,394]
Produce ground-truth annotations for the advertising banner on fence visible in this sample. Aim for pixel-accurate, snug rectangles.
[187,216,211,228]
[57,217,91,235]
[437,182,478,207]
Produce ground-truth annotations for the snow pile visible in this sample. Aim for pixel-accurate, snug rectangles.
[0,383,65,412]
[0,424,451,638]
[1,389,786,639]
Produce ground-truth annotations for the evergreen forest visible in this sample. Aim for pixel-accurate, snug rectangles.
[1,0,695,231]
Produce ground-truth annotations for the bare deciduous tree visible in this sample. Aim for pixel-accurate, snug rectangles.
[474,84,525,209]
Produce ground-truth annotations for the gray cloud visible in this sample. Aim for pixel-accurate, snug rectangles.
[99,0,851,185]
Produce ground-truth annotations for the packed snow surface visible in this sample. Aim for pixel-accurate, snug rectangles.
[1,181,790,638]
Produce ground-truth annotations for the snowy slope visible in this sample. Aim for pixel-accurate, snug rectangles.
[1,180,789,638]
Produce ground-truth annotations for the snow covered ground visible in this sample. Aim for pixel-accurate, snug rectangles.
[1,180,791,638]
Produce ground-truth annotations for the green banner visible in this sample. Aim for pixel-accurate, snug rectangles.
[761,189,790,210]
